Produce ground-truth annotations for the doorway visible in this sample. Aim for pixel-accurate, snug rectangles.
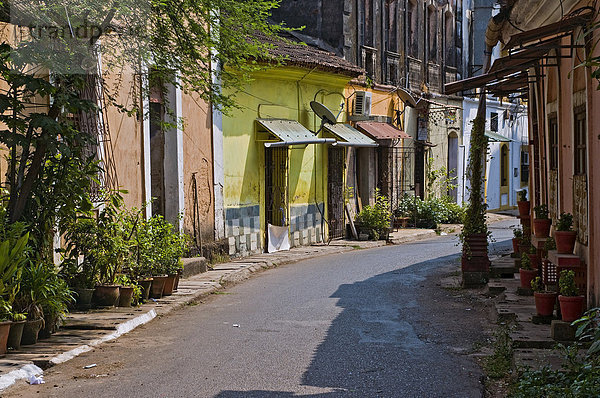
[265,147,289,230]
[448,132,458,202]
[500,143,510,209]
[328,147,345,239]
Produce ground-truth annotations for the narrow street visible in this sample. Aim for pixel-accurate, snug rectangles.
[5,221,513,398]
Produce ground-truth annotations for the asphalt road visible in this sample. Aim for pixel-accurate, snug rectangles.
[6,220,514,398]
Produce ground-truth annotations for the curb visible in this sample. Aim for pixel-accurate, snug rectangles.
[0,233,435,391]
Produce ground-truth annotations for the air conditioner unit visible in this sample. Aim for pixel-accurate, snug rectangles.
[354,91,372,117]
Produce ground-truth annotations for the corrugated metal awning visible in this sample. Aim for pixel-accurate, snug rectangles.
[323,123,378,147]
[356,121,410,140]
[485,130,511,142]
[256,119,335,147]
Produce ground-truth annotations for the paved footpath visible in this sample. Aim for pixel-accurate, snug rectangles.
[0,228,437,392]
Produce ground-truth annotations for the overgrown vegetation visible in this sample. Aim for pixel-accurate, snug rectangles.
[355,189,392,240]
[485,325,514,379]
[395,194,465,228]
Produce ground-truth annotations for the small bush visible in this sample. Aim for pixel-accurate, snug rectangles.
[395,194,465,228]
[355,190,391,240]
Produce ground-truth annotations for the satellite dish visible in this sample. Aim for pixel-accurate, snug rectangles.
[310,101,337,125]
[397,87,418,108]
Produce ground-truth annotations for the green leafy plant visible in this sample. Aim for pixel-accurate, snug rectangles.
[543,237,556,252]
[534,204,549,220]
[115,274,142,304]
[559,270,579,297]
[531,276,544,293]
[355,189,392,240]
[395,194,464,228]
[520,253,532,270]
[513,227,523,239]
[518,190,528,202]
[556,213,574,232]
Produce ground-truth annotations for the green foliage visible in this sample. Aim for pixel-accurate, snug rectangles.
[485,325,514,379]
[557,213,574,232]
[114,274,142,303]
[534,204,549,220]
[544,237,557,252]
[355,189,392,240]
[518,190,528,202]
[426,158,458,200]
[520,253,532,270]
[513,227,523,239]
[124,209,189,277]
[463,115,489,243]
[559,270,579,297]
[15,262,73,322]
[574,308,600,357]
[61,191,131,286]
[395,194,465,228]
[531,276,543,292]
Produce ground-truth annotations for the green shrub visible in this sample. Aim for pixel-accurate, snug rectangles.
[355,190,391,240]
[395,194,465,228]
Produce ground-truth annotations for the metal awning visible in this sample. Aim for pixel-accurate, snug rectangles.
[255,119,336,147]
[504,10,594,51]
[355,121,410,140]
[445,42,559,95]
[485,130,511,142]
[323,123,378,147]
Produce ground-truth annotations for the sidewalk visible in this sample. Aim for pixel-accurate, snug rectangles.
[0,228,437,391]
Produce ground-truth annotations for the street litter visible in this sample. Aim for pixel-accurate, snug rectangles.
[28,374,45,385]
[233,324,240,327]
[440,232,448,236]
[84,364,97,369]
[465,308,472,311]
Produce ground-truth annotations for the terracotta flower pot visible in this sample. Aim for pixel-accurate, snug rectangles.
[163,275,177,296]
[7,320,25,350]
[118,286,134,307]
[558,295,585,322]
[138,278,153,302]
[93,285,120,307]
[534,292,557,317]
[533,218,552,238]
[519,268,538,290]
[0,321,11,355]
[21,318,44,345]
[517,201,530,218]
[512,238,520,254]
[555,231,577,254]
[150,276,168,299]
[75,288,95,311]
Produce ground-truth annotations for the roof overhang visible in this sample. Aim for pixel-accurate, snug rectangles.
[255,119,335,147]
[323,123,378,147]
[355,121,410,141]
[485,130,511,142]
[445,11,593,96]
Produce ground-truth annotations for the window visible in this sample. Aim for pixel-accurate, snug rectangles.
[386,0,398,53]
[500,144,509,187]
[363,0,374,47]
[520,148,529,183]
[490,112,498,132]
[407,0,417,57]
[574,107,587,175]
[548,114,558,170]
[445,12,455,67]
[427,6,438,62]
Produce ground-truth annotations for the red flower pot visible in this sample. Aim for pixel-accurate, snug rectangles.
[519,268,538,290]
[162,275,177,296]
[534,292,557,317]
[517,201,530,218]
[512,238,520,254]
[558,295,585,322]
[533,218,552,238]
[527,253,539,269]
[555,231,577,254]
[0,321,11,355]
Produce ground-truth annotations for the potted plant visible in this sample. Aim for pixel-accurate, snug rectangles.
[555,213,576,254]
[512,227,523,254]
[115,275,141,307]
[0,300,13,355]
[7,312,26,350]
[517,190,530,218]
[527,246,539,270]
[518,233,531,257]
[558,270,585,322]
[519,252,537,290]
[533,204,551,238]
[531,276,557,317]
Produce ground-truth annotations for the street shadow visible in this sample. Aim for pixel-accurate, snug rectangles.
[215,250,489,397]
